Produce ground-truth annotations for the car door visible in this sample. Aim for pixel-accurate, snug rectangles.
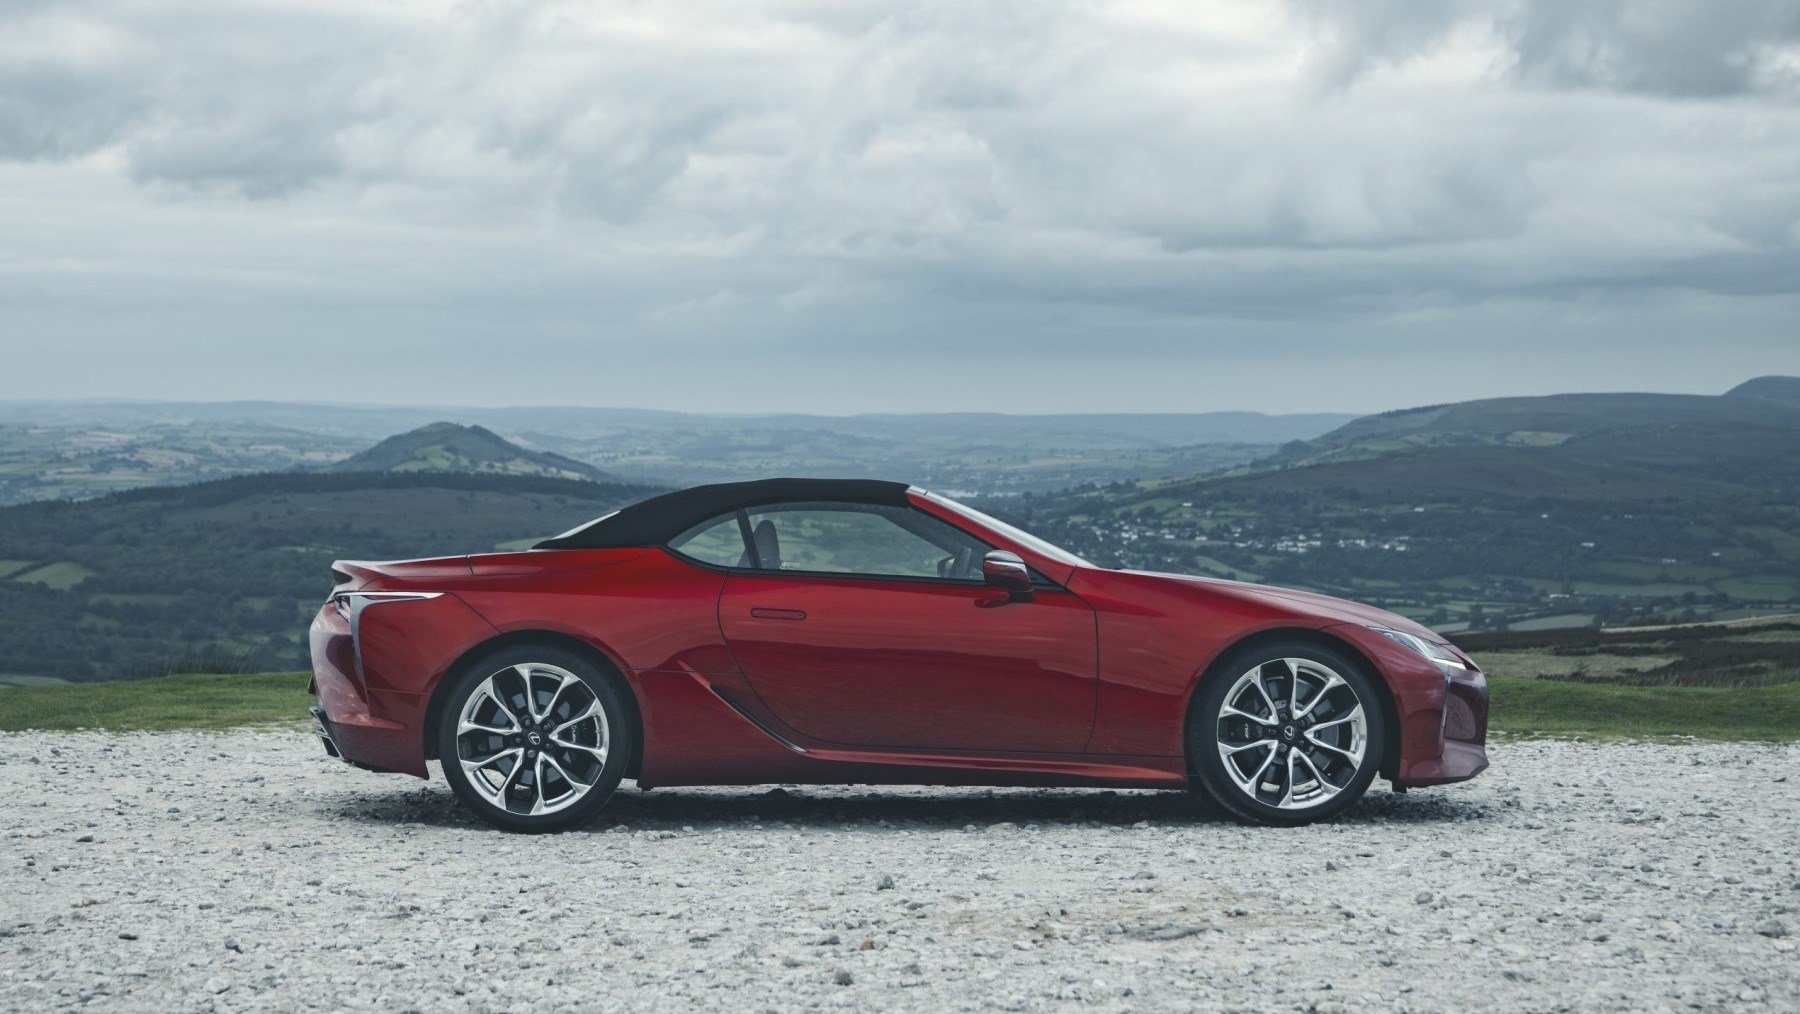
[687,501,1098,753]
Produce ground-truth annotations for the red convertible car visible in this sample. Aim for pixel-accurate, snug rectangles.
[308,478,1488,831]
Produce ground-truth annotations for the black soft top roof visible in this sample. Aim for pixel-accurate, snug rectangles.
[534,477,913,550]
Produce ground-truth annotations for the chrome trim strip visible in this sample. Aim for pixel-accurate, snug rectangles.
[309,704,347,762]
[332,592,443,685]
[710,687,810,755]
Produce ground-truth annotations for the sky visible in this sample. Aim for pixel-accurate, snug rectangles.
[1,0,1797,415]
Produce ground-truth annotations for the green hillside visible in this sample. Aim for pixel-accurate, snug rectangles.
[326,421,614,481]
[0,472,661,682]
[1000,391,1800,633]
[1263,392,1800,468]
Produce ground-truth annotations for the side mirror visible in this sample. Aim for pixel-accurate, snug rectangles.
[981,550,1034,600]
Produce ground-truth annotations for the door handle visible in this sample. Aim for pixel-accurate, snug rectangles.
[750,607,807,621]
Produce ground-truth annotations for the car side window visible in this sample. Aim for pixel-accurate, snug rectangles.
[742,502,989,580]
[668,515,750,567]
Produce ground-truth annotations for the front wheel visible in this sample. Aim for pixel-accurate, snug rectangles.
[1188,642,1387,826]
[436,645,633,833]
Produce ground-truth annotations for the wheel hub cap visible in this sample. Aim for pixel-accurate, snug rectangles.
[454,662,610,817]
[1214,657,1368,811]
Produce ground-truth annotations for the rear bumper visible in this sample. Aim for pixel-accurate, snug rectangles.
[309,704,343,760]
[307,702,417,775]
[307,604,430,778]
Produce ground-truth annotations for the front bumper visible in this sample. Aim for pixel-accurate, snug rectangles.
[1326,623,1490,790]
[1397,739,1489,787]
[1396,665,1490,788]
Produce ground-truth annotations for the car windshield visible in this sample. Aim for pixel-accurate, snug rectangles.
[923,491,1090,568]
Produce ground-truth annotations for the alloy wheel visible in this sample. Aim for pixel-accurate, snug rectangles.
[455,663,610,816]
[1213,657,1368,811]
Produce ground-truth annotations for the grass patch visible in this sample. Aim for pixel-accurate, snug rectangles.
[1476,648,1681,681]
[1736,630,1800,644]
[1714,575,1800,601]
[12,561,94,590]
[0,674,68,688]
[1506,612,1596,632]
[0,672,311,732]
[1569,579,1707,598]
[88,593,178,606]
[1488,676,1800,741]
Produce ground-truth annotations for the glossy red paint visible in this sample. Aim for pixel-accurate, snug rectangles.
[719,571,1097,753]
[308,485,1488,796]
[308,604,424,777]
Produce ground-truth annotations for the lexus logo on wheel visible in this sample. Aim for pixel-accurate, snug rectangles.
[527,730,543,747]
[1282,724,1296,740]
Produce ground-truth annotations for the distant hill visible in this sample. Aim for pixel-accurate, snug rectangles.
[1271,392,1800,467]
[1216,392,1800,503]
[0,402,1359,503]
[0,472,663,682]
[0,400,1358,446]
[1005,388,1800,635]
[1727,376,1800,406]
[326,422,614,481]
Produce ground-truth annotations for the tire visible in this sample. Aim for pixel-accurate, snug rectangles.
[1187,640,1387,826]
[436,644,633,833]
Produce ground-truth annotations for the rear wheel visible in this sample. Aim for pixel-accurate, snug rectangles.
[436,645,632,833]
[1188,641,1386,826]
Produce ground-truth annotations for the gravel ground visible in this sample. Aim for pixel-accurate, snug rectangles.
[2,733,1797,1012]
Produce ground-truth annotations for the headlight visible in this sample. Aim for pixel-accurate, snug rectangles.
[1370,627,1468,670]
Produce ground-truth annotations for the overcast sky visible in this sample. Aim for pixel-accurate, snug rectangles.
[1,0,1796,414]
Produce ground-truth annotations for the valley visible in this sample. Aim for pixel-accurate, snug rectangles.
[2,380,1799,682]
[0,473,659,683]
[996,385,1800,633]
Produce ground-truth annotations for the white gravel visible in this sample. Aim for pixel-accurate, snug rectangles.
[2,732,1797,1012]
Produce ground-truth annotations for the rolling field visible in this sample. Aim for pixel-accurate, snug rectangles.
[1484,678,1800,740]
[1456,615,1800,688]
[11,561,94,591]
[1457,616,1800,739]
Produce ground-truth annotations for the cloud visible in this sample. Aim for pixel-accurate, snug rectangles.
[0,0,1796,410]
[1293,0,1800,98]
[1505,0,1800,98]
